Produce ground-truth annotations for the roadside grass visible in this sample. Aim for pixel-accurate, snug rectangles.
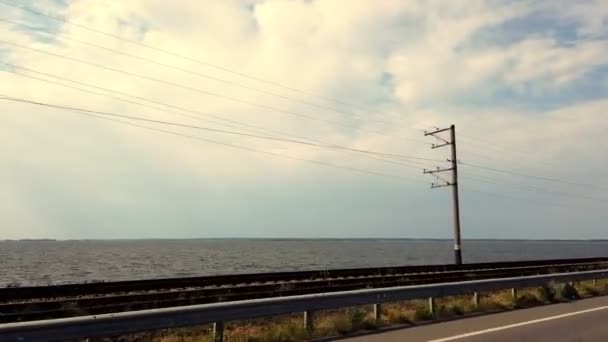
[129,280,608,342]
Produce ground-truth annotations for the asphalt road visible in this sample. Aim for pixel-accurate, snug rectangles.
[343,295,608,342]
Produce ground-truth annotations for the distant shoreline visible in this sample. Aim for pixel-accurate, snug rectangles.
[3,239,57,242]
[2,238,608,242]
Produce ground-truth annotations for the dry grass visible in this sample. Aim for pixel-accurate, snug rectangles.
[120,280,608,342]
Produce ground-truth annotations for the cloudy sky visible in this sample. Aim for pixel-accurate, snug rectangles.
[1,0,607,240]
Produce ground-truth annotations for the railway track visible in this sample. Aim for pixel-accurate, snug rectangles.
[3,257,607,302]
[2,258,608,323]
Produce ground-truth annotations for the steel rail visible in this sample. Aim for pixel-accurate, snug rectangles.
[2,257,606,302]
[2,261,605,323]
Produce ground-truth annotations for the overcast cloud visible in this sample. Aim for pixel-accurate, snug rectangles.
[1,0,607,239]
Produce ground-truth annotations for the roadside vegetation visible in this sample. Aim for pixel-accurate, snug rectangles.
[117,280,608,342]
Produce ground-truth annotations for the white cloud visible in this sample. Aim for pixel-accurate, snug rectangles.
[0,0,607,238]
[504,38,608,89]
[548,0,608,38]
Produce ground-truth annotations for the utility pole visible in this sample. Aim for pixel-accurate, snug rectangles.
[424,125,462,265]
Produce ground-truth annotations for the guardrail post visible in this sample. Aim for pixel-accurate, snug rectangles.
[473,292,480,308]
[428,297,435,316]
[511,288,517,300]
[593,279,598,286]
[373,303,382,325]
[213,321,224,342]
[303,310,315,332]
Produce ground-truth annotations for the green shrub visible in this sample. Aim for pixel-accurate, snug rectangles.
[412,307,433,321]
[331,316,353,335]
[537,284,557,303]
[349,309,366,328]
[514,293,541,308]
[361,318,378,330]
[384,309,411,324]
[559,283,580,300]
[578,284,599,297]
[437,304,465,317]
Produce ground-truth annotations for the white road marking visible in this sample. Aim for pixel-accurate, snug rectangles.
[427,304,608,342]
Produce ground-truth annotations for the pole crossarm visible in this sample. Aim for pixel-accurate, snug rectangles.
[423,168,454,174]
[431,182,452,189]
[424,127,451,136]
[431,142,452,149]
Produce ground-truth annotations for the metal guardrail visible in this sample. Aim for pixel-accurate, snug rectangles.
[1,269,607,342]
[5,261,606,325]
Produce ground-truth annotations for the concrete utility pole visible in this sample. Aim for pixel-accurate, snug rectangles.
[424,125,462,265]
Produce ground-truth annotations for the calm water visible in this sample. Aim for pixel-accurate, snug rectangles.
[1,239,608,287]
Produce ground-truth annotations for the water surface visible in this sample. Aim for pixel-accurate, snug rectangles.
[1,239,607,286]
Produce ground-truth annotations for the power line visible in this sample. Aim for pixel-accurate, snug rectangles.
[459,133,559,168]
[422,124,558,170]
[460,173,608,204]
[460,134,532,155]
[1,98,425,184]
[2,65,440,170]
[2,66,304,140]
[6,1,602,194]
[0,39,429,145]
[460,161,605,190]
[0,17,365,119]
[0,40,339,126]
[0,95,441,166]
[0,17,430,144]
[0,0,385,113]
[457,145,568,181]
[460,188,573,209]
[4,64,315,136]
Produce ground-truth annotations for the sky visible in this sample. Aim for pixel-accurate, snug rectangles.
[0,0,607,240]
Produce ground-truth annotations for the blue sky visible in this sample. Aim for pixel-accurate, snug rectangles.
[0,0,607,239]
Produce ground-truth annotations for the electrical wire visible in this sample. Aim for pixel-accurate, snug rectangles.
[460,173,608,204]
[0,98,425,184]
[0,17,367,119]
[0,0,390,114]
[459,134,559,168]
[3,0,607,218]
[2,66,440,170]
[461,188,573,209]
[6,0,602,185]
[0,95,441,165]
[459,161,604,190]
[0,39,430,145]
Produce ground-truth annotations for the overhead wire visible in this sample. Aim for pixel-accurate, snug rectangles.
[460,188,574,209]
[4,2,604,199]
[459,161,606,190]
[458,133,560,168]
[0,96,426,184]
[420,123,560,170]
[5,0,602,191]
[457,145,564,178]
[0,17,368,119]
[0,95,438,166]
[0,39,430,145]
[4,0,608,226]
[1,84,604,211]
[460,172,608,204]
[0,0,391,114]
[1,65,441,168]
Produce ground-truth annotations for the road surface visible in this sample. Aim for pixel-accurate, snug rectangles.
[344,295,608,342]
